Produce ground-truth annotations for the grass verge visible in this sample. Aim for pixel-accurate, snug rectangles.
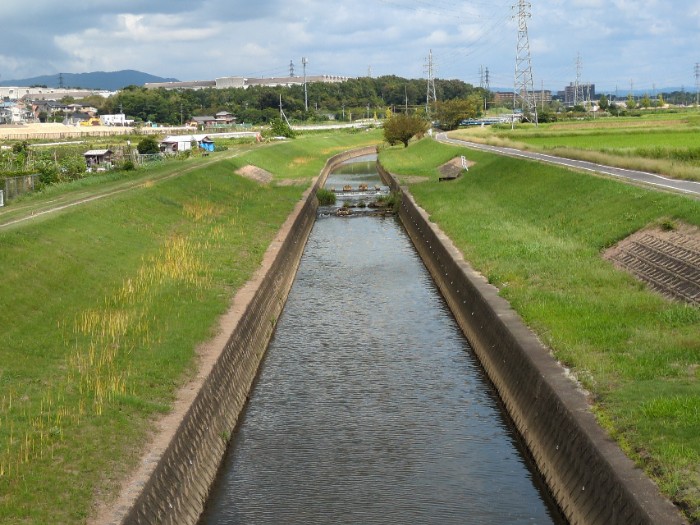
[0,130,381,523]
[379,137,700,522]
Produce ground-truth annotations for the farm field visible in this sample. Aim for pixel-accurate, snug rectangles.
[452,111,700,181]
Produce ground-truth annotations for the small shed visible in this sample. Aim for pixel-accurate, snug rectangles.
[84,149,113,169]
[160,135,214,154]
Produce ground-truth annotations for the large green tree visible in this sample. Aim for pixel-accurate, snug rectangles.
[432,95,483,130]
[383,113,429,147]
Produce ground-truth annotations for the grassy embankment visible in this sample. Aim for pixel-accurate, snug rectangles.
[452,111,700,182]
[0,129,382,524]
[379,137,700,522]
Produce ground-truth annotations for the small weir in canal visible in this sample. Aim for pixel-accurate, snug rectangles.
[199,155,565,524]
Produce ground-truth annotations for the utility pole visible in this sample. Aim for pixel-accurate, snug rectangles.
[302,57,309,112]
[541,79,545,112]
[425,49,437,115]
[512,0,537,125]
[279,95,291,127]
[695,63,700,106]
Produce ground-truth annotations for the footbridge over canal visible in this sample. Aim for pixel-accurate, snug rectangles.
[107,147,685,525]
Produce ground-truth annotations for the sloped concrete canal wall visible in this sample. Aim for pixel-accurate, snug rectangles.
[378,162,685,525]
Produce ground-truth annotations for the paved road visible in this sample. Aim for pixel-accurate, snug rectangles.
[436,132,700,198]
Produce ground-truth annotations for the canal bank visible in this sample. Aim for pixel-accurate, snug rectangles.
[377,161,685,524]
[100,146,377,525]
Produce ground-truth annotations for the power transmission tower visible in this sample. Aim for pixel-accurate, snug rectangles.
[425,49,437,114]
[574,53,583,106]
[302,57,309,111]
[289,60,295,77]
[479,66,485,89]
[58,73,64,89]
[485,67,491,110]
[512,0,537,125]
[695,63,700,106]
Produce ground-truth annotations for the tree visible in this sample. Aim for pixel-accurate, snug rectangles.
[640,94,651,108]
[626,94,637,110]
[432,96,482,130]
[136,136,160,154]
[598,94,609,111]
[383,113,429,147]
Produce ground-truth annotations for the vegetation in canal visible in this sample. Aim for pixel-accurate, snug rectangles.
[0,130,382,524]
[379,137,700,522]
[316,187,336,205]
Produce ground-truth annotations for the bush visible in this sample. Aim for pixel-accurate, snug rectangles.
[266,118,296,138]
[316,188,336,205]
[136,136,160,154]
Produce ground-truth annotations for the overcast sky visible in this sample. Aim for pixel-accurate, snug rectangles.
[2,0,699,93]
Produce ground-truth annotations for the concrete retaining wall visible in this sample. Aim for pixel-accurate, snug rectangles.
[377,162,685,525]
[108,146,377,525]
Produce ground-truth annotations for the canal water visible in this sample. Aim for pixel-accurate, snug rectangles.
[199,157,564,524]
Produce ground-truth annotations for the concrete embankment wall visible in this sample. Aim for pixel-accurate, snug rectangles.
[377,162,685,525]
[111,146,377,525]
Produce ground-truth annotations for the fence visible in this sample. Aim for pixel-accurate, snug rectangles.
[4,174,40,199]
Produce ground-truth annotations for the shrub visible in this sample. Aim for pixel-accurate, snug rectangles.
[136,136,160,154]
[316,188,336,205]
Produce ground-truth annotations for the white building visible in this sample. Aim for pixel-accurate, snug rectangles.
[160,134,214,154]
[0,86,113,101]
[100,113,134,126]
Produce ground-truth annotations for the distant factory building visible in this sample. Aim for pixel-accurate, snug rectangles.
[146,75,350,91]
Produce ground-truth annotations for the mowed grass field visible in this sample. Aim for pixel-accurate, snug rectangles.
[452,110,700,181]
[0,130,382,524]
[380,137,700,522]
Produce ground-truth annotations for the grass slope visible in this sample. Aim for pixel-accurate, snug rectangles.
[0,130,381,523]
[380,137,700,522]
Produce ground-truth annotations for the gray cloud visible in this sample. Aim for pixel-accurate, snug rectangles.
[1,0,698,91]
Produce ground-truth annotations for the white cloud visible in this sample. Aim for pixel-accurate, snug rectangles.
[0,0,696,91]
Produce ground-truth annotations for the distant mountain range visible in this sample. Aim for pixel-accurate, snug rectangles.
[0,70,179,91]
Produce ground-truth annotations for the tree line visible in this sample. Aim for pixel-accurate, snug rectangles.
[79,76,487,126]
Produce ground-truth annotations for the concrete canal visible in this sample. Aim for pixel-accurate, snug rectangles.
[198,156,565,524]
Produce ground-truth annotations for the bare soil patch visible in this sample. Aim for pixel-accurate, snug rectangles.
[604,222,700,305]
[438,156,474,181]
[236,165,273,184]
